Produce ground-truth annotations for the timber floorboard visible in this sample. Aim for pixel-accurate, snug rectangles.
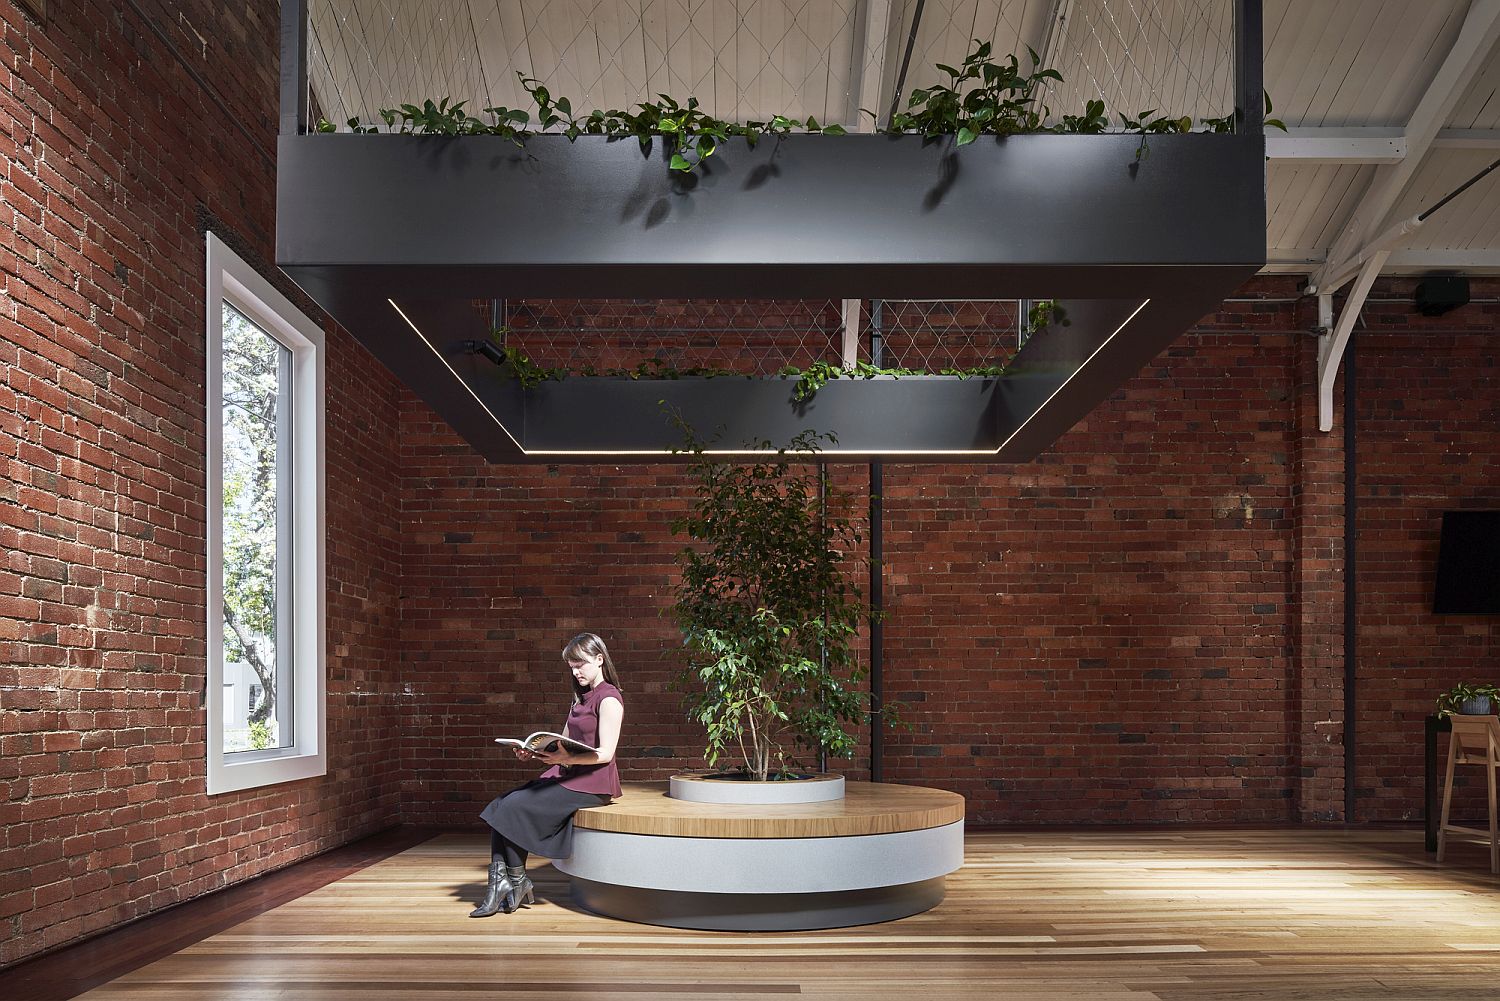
[47,829,1500,999]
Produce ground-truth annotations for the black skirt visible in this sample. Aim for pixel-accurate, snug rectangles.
[479,778,608,859]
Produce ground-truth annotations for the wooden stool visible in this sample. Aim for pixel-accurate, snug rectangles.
[1436,714,1500,874]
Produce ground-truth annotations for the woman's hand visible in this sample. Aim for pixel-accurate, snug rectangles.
[511,747,537,761]
[533,746,573,767]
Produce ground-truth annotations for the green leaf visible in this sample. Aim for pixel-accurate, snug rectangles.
[956,126,977,146]
[670,153,692,171]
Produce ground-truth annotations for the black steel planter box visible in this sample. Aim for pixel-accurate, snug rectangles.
[278,132,1263,300]
[461,373,1070,459]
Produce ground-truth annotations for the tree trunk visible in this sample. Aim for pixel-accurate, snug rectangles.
[223,602,276,725]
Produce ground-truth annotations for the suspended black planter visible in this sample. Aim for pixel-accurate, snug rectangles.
[275,2,1267,463]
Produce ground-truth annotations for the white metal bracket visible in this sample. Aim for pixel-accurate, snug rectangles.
[1317,252,1387,432]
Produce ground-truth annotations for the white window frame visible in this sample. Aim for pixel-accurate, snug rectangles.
[205,232,326,794]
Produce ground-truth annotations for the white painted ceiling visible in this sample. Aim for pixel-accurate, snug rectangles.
[305,0,1500,279]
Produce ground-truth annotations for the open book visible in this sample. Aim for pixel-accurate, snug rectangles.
[495,731,596,755]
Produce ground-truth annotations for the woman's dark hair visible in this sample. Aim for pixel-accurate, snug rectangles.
[561,632,621,700]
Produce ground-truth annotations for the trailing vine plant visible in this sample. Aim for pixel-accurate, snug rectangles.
[320,40,1285,172]
[882,42,1061,143]
[482,338,1017,402]
[1023,298,1069,339]
[322,71,846,172]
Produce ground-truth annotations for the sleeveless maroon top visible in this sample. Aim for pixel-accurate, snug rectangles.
[541,682,623,798]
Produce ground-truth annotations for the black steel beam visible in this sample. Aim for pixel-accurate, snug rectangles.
[280,0,307,136]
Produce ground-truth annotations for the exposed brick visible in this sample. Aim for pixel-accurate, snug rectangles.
[0,0,402,969]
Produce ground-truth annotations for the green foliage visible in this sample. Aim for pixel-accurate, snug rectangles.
[1202,92,1288,134]
[671,427,875,780]
[319,97,532,143]
[886,42,1062,144]
[248,720,273,750]
[1435,682,1500,716]
[780,359,1007,403]
[490,336,748,387]
[322,41,1281,172]
[1059,99,1108,134]
[1263,91,1288,133]
[324,72,843,173]
[1116,108,1193,161]
[487,332,569,390]
[484,346,1012,402]
[1023,298,1069,339]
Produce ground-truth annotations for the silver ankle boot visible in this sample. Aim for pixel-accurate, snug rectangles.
[469,861,513,917]
[501,863,535,912]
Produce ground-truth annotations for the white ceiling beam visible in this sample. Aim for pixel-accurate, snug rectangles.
[1432,129,1500,150]
[1382,249,1500,269]
[848,0,895,130]
[1311,0,1500,294]
[1267,128,1500,162]
[1268,248,1500,272]
[1268,129,1406,163]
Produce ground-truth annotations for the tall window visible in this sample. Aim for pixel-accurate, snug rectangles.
[206,233,326,794]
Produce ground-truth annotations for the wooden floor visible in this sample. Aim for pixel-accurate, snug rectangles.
[71,829,1500,1000]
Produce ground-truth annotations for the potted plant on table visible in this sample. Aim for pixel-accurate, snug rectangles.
[669,428,879,801]
[1436,682,1500,716]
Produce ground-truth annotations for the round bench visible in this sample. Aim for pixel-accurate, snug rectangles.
[555,780,965,931]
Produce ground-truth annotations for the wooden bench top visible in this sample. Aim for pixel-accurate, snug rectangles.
[574,781,965,838]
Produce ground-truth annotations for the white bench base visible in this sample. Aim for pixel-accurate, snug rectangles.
[555,820,964,931]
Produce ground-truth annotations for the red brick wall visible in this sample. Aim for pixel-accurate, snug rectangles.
[876,312,1299,822]
[0,1,404,966]
[1352,288,1500,822]
[399,399,699,822]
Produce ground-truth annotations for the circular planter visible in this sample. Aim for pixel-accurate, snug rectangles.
[669,771,846,804]
[559,781,965,930]
[1458,696,1493,715]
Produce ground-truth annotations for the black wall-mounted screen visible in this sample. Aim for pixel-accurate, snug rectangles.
[1433,511,1500,614]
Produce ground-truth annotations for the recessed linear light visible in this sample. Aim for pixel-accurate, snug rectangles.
[394,296,1148,459]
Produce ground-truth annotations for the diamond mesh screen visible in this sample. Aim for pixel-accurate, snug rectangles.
[306,0,1236,134]
[482,298,1023,376]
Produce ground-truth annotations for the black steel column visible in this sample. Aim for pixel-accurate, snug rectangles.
[281,0,308,136]
[1234,0,1264,135]
[1344,337,1357,821]
[869,301,885,783]
[819,462,829,774]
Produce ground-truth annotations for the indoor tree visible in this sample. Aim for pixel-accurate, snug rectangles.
[671,429,874,780]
